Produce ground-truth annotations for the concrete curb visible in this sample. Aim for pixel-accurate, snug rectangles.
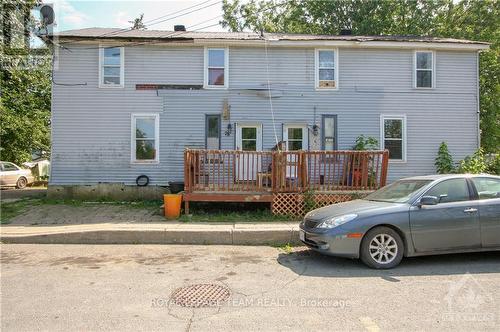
[0,223,302,246]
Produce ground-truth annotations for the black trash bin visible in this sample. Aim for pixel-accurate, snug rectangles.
[169,181,185,194]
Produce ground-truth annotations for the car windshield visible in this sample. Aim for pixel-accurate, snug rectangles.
[365,179,432,203]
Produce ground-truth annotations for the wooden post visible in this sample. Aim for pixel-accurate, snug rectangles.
[380,150,389,187]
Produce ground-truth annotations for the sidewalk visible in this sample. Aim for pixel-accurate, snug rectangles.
[0,221,302,245]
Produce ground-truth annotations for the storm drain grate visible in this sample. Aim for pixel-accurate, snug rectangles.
[171,284,231,308]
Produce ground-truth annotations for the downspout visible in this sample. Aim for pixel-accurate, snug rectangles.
[476,50,481,149]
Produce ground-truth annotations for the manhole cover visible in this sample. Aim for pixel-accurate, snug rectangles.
[171,284,231,308]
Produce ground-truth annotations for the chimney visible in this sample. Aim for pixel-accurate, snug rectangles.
[340,29,352,36]
[174,25,186,32]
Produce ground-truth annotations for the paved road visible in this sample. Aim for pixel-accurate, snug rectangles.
[1,244,499,331]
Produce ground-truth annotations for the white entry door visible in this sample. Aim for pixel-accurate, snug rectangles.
[283,125,308,178]
[235,124,263,181]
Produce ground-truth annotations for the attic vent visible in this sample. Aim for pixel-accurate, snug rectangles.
[174,25,186,32]
[340,29,352,36]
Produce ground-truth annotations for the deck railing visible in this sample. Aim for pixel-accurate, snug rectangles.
[184,149,389,194]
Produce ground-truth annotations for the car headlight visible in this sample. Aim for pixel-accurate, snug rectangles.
[317,214,358,229]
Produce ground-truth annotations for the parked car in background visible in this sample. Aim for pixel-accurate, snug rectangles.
[300,174,500,269]
[0,162,35,189]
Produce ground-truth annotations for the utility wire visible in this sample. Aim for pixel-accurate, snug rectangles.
[264,36,279,147]
[98,0,221,38]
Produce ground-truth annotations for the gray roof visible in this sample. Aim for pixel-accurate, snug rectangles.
[55,28,489,45]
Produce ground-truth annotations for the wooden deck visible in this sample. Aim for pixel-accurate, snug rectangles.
[183,149,389,214]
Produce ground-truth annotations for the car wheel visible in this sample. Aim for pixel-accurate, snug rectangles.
[360,227,404,269]
[16,177,27,189]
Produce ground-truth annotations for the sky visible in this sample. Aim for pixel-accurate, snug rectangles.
[52,0,228,32]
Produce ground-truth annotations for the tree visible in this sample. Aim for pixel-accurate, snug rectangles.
[129,13,147,30]
[1,0,52,165]
[222,0,499,153]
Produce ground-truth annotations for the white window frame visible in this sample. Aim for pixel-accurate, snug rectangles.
[204,47,229,89]
[99,46,125,88]
[131,113,160,164]
[414,50,435,89]
[380,114,407,163]
[315,48,339,90]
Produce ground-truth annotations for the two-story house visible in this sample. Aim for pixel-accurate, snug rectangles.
[49,27,489,200]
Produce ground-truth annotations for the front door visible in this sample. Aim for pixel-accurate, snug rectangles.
[283,125,308,179]
[409,178,481,252]
[235,124,262,181]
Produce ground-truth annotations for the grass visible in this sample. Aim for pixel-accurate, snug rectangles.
[0,198,297,224]
[0,198,42,224]
[179,210,294,223]
[178,202,297,223]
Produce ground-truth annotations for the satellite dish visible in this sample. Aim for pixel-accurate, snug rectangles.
[39,4,55,26]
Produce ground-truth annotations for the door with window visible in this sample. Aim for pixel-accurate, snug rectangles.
[409,178,480,252]
[235,124,262,181]
[283,125,308,179]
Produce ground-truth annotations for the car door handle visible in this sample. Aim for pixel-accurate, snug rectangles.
[463,208,478,213]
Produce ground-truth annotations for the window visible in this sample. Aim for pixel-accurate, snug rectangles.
[283,125,308,151]
[2,162,19,171]
[472,177,500,200]
[425,179,471,203]
[241,127,257,151]
[322,115,337,150]
[99,46,124,87]
[415,51,433,88]
[381,115,406,161]
[315,49,338,89]
[205,114,221,149]
[205,48,228,88]
[131,114,159,163]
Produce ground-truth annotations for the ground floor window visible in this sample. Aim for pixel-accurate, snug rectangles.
[381,115,406,161]
[322,115,337,150]
[131,113,159,163]
[283,124,308,151]
[205,114,221,149]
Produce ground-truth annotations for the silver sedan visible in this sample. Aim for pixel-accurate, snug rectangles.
[300,174,500,269]
[0,162,35,189]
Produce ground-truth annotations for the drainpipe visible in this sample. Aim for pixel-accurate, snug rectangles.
[476,50,481,149]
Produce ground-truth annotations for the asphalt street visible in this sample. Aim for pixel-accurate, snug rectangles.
[1,244,499,331]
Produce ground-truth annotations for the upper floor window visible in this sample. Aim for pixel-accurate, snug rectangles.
[205,48,228,88]
[381,115,406,162]
[415,51,433,88]
[99,47,124,87]
[315,49,338,89]
[131,114,159,163]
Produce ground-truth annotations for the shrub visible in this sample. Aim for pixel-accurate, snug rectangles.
[352,135,378,151]
[485,154,500,175]
[457,149,488,174]
[435,142,454,174]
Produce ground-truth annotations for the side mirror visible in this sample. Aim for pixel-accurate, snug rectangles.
[419,196,438,206]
